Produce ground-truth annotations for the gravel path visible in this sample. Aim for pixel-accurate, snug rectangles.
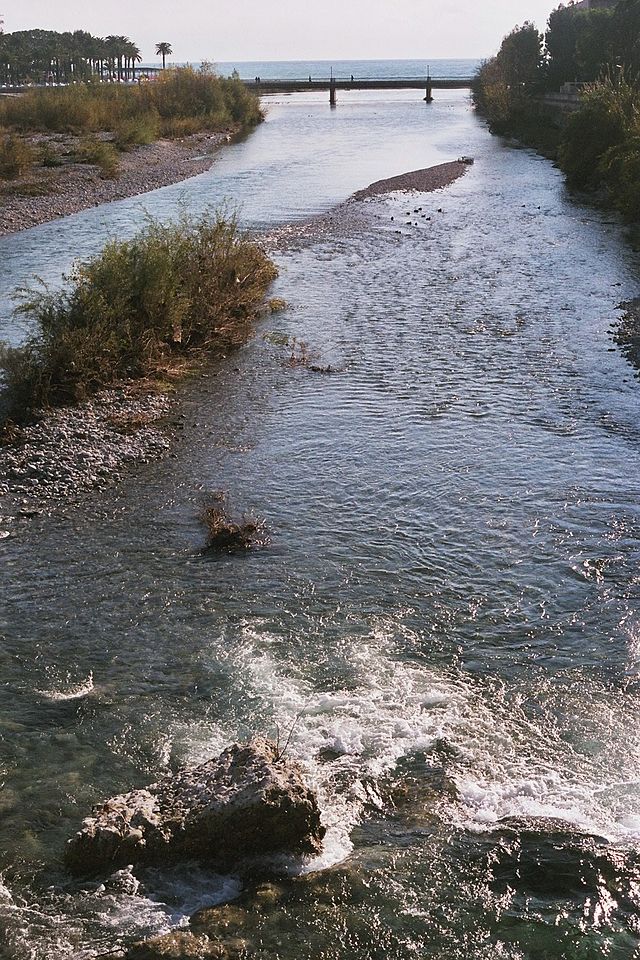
[0,129,237,237]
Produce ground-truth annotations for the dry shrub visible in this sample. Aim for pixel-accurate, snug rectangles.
[0,134,34,179]
[201,504,265,552]
[114,111,160,149]
[159,117,202,139]
[0,68,262,140]
[268,298,287,313]
[77,137,119,178]
[38,141,63,167]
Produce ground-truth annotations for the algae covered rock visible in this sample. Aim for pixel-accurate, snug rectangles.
[125,931,243,959]
[66,739,324,875]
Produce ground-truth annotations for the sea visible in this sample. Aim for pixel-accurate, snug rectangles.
[144,58,481,81]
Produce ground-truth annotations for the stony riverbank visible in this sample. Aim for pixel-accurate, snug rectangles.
[0,128,238,237]
[0,384,173,530]
[352,159,469,200]
[0,161,469,524]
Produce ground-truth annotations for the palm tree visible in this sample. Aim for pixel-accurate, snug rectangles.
[126,41,142,81]
[155,41,172,70]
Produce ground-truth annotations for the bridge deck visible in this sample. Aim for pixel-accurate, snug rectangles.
[244,78,472,93]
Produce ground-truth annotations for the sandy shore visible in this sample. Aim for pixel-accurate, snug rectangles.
[0,129,238,237]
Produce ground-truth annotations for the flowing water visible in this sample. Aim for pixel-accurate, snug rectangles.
[1,87,640,958]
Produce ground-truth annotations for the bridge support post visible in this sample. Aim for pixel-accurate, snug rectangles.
[424,81,433,103]
[329,77,337,106]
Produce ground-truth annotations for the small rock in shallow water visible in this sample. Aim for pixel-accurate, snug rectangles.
[125,931,231,959]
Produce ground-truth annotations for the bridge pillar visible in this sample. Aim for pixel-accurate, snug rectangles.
[329,77,337,106]
[424,80,433,103]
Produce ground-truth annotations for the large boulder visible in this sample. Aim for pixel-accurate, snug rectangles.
[65,739,324,876]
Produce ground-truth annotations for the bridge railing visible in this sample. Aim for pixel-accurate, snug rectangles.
[241,76,473,83]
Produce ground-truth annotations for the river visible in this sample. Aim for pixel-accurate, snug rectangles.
[0,87,639,959]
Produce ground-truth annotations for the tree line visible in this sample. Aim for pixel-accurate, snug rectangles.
[474,0,640,109]
[472,0,640,219]
[0,30,144,86]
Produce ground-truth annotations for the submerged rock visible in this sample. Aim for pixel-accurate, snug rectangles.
[65,739,324,876]
[486,817,640,903]
[125,931,243,959]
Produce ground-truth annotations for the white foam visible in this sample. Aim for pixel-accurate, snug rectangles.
[37,672,94,702]
[219,622,468,869]
[220,622,640,852]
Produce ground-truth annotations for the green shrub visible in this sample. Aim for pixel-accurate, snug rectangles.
[0,134,34,179]
[160,116,204,139]
[77,137,119,178]
[114,111,160,149]
[0,86,100,132]
[1,215,277,413]
[600,136,640,219]
[558,79,632,189]
[557,76,640,219]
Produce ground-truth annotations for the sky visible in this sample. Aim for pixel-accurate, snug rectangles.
[9,1,559,64]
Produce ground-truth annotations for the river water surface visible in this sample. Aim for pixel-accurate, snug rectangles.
[1,89,640,958]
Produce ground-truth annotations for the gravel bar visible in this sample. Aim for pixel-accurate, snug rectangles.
[0,129,238,237]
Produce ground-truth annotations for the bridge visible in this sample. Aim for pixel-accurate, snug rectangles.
[0,74,473,101]
[243,76,473,104]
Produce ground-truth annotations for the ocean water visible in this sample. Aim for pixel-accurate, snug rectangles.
[213,58,480,80]
[139,58,481,81]
[0,87,640,958]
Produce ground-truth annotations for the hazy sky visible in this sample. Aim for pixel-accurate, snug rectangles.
[11,1,559,63]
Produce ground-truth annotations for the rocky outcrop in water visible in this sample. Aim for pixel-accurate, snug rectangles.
[65,739,324,876]
[126,931,245,959]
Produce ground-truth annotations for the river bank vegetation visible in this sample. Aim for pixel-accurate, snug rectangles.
[472,0,640,220]
[0,215,278,417]
[0,66,261,142]
[0,66,262,184]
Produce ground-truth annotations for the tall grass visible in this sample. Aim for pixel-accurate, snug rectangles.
[0,215,277,414]
[0,67,262,138]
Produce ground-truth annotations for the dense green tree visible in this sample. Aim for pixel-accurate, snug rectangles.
[497,21,544,88]
[611,0,640,78]
[545,6,586,85]
[0,29,141,86]
[471,22,543,133]
[574,10,614,81]
[545,4,616,87]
